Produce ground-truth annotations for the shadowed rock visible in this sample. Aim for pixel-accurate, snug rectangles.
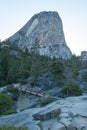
[33,107,60,121]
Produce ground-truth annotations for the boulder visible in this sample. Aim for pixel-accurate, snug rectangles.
[33,107,60,121]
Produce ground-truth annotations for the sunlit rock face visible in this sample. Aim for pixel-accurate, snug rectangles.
[8,11,72,59]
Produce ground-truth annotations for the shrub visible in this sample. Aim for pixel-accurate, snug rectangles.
[50,60,65,85]
[0,93,15,115]
[51,60,65,73]
[82,71,87,83]
[19,79,26,85]
[73,70,79,80]
[0,125,28,130]
[40,96,56,106]
[61,83,82,97]
[7,85,20,100]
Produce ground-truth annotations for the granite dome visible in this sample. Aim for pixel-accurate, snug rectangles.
[8,11,72,59]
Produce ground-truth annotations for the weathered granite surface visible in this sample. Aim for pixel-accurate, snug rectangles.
[33,107,60,121]
[7,11,72,59]
[0,94,87,130]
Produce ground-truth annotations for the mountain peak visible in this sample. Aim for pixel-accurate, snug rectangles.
[7,11,72,59]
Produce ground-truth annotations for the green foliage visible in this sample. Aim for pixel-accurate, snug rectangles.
[19,79,27,85]
[50,60,65,74]
[73,70,79,80]
[82,71,87,83]
[0,44,52,87]
[61,83,82,97]
[40,96,56,106]
[64,55,83,84]
[50,60,65,86]
[66,55,81,71]
[0,93,15,115]
[0,45,31,86]
[0,49,10,86]
[0,125,28,130]
[29,54,51,78]
[0,42,86,91]
[7,85,20,100]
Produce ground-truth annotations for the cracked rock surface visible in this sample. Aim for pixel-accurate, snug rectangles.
[0,94,87,130]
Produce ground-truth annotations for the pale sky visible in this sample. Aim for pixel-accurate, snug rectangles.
[0,0,87,55]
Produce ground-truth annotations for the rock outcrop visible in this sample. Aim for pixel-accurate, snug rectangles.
[0,94,87,130]
[33,107,60,121]
[7,11,72,59]
[81,51,87,61]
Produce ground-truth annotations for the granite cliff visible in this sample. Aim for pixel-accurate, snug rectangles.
[7,11,72,59]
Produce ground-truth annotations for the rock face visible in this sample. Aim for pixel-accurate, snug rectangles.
[33,107,60,121]
[81,51,87,61]
[0,95,87,130]
[38,72,58,91]
[8,11,72,59]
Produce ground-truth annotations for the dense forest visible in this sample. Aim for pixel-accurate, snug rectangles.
[0,43,86,87]
[0,43,87,115]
